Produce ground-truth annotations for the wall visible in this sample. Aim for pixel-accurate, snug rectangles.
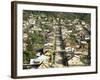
[0,0,99,80]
